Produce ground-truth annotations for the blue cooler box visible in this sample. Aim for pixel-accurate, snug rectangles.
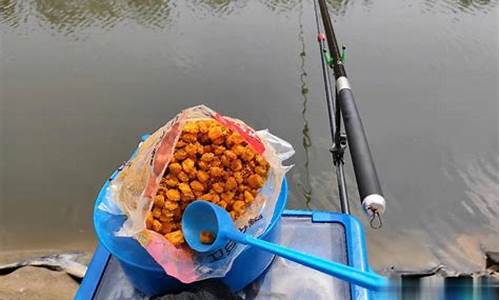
[77,206,376,299]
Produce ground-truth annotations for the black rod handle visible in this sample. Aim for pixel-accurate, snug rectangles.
[336,77,386,216]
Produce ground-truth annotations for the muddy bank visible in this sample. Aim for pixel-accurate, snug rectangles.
[0,266,80,300]
[0,250,91,300]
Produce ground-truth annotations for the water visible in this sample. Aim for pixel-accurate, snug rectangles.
[0,0,497,274]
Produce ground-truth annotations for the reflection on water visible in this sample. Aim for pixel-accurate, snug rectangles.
[430,154,498,272]
[2,0,494,33]
[456,155,498,227]
[0,0,497,276]
[297,0,313,208]
[0,0,359,32]
[326,0,350,16]
[0,0,174,32]
[422,0,496,14]
[186,0,245,18]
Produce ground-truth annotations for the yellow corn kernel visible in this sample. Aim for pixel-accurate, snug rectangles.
[244,190,254,203]
[199,193,213,202]
[201,153,215,162]
[200,231,215,244]
[164,175,178,187]
[234,172,244,184]
[224,150,237,161]
[152,220,162,232]
[183,121,199,134]
[214,145,225,155]
[221,155,231,168]
[212,182,224,194]
[210,158,222,168]
[226,132,244,146]
[198,121,209,134]
[152,207,162,218]
[218,200,228,209]
[225,177,237,191]
[161,208,174,218]
[181,193,195,202]
[198,161,209,170]
[157,186,168,195]
[248,174,264,189]
[165,230,185,247]
[221,191,235,202]
[181,133,197,143]
[232,145,245,156]
[182,158,195,173]
[166,189,181,201]
[208,126,223,140]
[197,170,210,183]
[154,194,165,207]
[159,214,173,223]
[174,149,187,161]
[164,201,179,211]
[178,182,193,195]
[231,159,242,171]
[241,147,255,161]
[190,180,205,192]
[212,193,220,203]
[196,143,204,155]
[255,166,268,177]
[175,140,187,148]
[177,171,190,182]
[169,163,182,175]
[146,213,154,229]
[183,143,196,157]
[209,166,224,177]
[232,200,246,214]
[256,154,268,167]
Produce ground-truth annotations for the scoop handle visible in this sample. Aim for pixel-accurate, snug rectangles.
[226,230,387,291]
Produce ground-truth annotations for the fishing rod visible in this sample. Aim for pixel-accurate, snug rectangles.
[312,0,350,214]
[313,0,386,228]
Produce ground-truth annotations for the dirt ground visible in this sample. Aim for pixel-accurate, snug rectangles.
[0,266,80,300]
[0,249,92,300]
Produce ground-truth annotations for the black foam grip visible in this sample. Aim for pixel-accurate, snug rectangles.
[338,88,383,201]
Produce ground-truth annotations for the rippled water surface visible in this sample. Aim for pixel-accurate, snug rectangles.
[0,0,497,272]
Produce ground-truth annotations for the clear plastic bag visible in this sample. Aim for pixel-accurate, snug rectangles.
[99,105,294,283]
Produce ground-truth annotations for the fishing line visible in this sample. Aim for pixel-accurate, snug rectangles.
[298,0,313,209]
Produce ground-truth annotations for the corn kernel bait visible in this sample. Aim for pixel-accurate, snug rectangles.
[148,120,270,247]
[200,231,216,244]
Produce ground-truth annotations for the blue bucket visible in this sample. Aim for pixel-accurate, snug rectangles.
[94,174,288,296]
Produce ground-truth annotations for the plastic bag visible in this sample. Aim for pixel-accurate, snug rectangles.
[99,105,294,283]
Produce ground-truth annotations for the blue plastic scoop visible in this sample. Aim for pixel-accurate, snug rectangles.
[181,200,388,291]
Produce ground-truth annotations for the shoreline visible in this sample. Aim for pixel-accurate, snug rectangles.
[0,242,95,265]
[0,247,497,299]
